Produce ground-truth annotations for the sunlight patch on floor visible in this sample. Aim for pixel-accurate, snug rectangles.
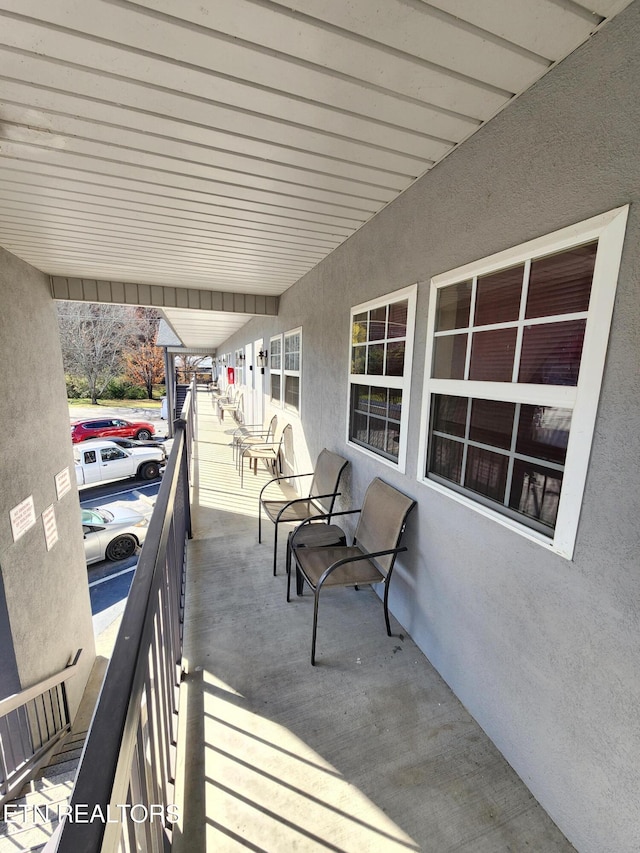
[200,669,419,853]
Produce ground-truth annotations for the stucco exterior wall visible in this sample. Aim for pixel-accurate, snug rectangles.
[0,248,95,718]
[217,6,640,852]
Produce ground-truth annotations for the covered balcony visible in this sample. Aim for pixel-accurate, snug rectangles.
[49,385,574,852]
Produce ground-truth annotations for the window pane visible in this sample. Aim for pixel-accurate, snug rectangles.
[369,306,386,341]
[432,333,467,379]
[385,340,405,376]
[509,461,563,529]
[436,281,471,331]
[386,422,400,458]
[352,384,372,414]
[351,345,366,374]
[428,435,463,483]
[469,400,515,449]
[516,405,571,464]
[367,343,385,375]
[353,313,367,343]
[284,375,299,410]
[271,374,281,402]
[475,265,523,326]
[464,446,508,501]
[367,417,386,452]
[389,389,403,422]
[518,319,586,385]
[526,243,596,319]
[350,407,368,444]
[349,385,400,462]
[369,387,389,418]
[469,327,517,382]
[387,300,408,338]
[432,394,467,438]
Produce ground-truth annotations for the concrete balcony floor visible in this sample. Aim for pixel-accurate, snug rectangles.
[173,391,575,852]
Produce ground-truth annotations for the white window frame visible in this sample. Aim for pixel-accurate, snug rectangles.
[346,283,417,473]
[283,327,302,414]
[418,206,629,559]
[269,334,282,405]
[234,348,245,388]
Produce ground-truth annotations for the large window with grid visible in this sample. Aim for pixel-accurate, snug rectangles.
[283,329,301,412]
[269,335,281,404]
[419,207,628,558]
[347,285,417,470]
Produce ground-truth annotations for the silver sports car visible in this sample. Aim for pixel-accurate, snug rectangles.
[82,503,149,564]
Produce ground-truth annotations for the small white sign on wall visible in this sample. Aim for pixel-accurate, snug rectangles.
[42,505,59,551]
[10,495,36,543]
[55,467,72,500]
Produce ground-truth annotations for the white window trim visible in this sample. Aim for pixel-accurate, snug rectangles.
[346,283,418,473]
[417,205,629,559]
[283,327,302,414]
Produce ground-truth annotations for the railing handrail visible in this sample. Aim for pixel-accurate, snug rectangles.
[52,384,194,852]
[0,649,82,718]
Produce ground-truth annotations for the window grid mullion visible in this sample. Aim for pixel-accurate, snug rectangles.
[511,261,531,383]
[459,397,473,488]
[463,277,477,380]
[504,402,521,507]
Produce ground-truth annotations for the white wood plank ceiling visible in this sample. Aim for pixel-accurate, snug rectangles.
[0,0,633,349]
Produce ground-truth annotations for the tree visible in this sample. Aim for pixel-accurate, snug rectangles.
[121,308,164,399]
[56,302,138,404]
[176,354,211,383]
[123,339,165,399]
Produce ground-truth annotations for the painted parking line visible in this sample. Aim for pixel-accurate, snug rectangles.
[88,564,136,588]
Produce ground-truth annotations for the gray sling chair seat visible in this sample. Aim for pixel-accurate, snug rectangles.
[240,422,292,488]
[232,414,277,468]
[258,449,349,577]
[288,477,417,665]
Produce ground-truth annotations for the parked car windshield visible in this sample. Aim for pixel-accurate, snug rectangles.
[82,508,114,525]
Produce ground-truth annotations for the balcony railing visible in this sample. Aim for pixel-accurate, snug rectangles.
[0,650,83,807]
[50,381,195,852]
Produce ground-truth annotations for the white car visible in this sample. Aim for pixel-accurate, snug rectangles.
[82,503,149,564]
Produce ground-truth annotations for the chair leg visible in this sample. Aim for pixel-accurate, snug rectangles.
[258,497,262,543]
[273,523,278,576]
[311,588,321,666]
[383,580,392,636]
[286,534,291,600]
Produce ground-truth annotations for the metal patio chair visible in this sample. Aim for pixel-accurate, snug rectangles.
[232,414,278,468]
[288,477,416,665]
[218,390,243,423]
[258,448,349,576]
[240,422,292,488]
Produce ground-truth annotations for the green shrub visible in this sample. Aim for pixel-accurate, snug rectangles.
[104,379,147,400]
[66,375,90,398]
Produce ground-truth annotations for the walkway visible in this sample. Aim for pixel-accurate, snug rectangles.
[173,391,575,852]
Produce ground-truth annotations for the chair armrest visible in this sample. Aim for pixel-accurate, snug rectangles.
[274,492,341,522]
[259,471,314,501]
[318,546,407,585]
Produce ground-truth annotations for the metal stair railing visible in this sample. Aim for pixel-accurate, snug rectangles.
[49,380,195,853]
[0,649,83,807]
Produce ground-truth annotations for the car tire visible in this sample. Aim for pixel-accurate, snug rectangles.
[139,461,160,480]
[136,429,152,440]
[105,534,137,561]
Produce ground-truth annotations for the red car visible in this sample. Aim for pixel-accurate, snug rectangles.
[71,417,157,444]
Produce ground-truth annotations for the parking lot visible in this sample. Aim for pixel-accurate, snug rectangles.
[70,404,168,640]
